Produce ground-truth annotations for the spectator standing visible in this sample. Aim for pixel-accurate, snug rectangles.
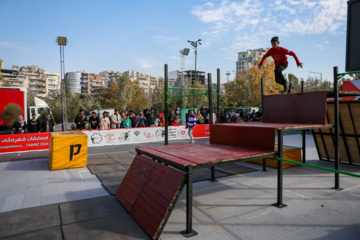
[220,109,228,123]
[229,109,235,118]
[225,110,231,121]
[136,113,146,127]
[28,113,40,133]
[111,109,121,129]
[147,108,156,127]
[12,115,27,134]
[196,110,204,124]
[200,106,207,119]
[171,117,180,126]
[206,110,217,124]
[168,110,175,125]
[143,109,149,127]
[74,109,87,130]
[122,114,132,128]
[158,116,166,127]
[41,115,54,132]
[129,110,136,127]
[89,111,100,131]
[187,110,196,143]
[100,112,110,130]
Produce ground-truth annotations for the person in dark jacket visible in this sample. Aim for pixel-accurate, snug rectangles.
[167,110,175,125]
[74,109,87,130]
[12,115,27,134]
[28,113,40,133]
[41,115,54,132]
[147,108,156,127]
[89,111,100,130]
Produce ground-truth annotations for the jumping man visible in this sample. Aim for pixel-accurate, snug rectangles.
[258,36,303,94]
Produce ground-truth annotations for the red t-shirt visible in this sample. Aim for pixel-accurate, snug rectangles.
[259,47,301,67]
[171,122,180,126]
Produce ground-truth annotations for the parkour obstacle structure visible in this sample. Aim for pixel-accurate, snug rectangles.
[114,63,360,239]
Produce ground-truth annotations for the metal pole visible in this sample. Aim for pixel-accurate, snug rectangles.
[217,69,220,124]
[261,78,264,109]
[334,66,340,189]
[180,166,197,237]
[301,80,304,93]
[301,82,306,163]
[165,64,169,146]
[208,73,213,125]
[272,130,287,208]
[262,158,267,171]
[194,46,197,82]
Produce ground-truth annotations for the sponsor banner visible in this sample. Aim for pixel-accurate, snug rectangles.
[0,125,210,153]
[84,126,191,147]
[192,124,210,138]
[0,132,50,154]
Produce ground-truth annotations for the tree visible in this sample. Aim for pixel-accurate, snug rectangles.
[288,73,301,93]
[150,77,165,112]
[1,80,12,87]
[186,80,208,109]
[0,103,22,129]
[127,80,149,112]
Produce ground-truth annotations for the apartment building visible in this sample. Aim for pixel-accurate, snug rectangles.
[123,70,139,82]
[65,72,81,95]
[99,70,120,88]
[236,48,269,74]
[138,73,150,93]
[1,65,60,97]
[88,73,105,96]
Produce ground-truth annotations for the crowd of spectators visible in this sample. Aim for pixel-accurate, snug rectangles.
[11,113,55,133]
[10,107,263,134]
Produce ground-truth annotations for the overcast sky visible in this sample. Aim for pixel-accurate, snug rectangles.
[0,0,349,83]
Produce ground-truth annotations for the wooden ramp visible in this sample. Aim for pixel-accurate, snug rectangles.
[313,100,360,164]
[116,154,185,239]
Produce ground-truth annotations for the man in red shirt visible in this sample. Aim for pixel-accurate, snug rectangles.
[258,36,303,94]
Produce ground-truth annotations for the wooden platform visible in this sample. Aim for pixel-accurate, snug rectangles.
[137,143,276,171]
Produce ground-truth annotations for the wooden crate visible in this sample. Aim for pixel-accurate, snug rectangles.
[248,145,301,169]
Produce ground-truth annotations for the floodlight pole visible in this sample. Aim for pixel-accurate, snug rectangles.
[188,39,201,82]
[57,37,68,131]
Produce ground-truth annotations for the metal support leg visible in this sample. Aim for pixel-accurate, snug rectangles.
[181,166,198,237]
[262,158,268,171]
[210,166,217,182]
[272,130,287,208]
[302,130,306,163]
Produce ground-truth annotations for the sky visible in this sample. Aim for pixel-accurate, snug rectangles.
[0,0,349,83]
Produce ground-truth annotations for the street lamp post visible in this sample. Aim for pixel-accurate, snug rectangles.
[187,39,202,83]
[308,71,322,82]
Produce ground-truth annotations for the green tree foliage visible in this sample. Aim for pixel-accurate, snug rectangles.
[98,74,149,112]
[186,80,208,109]
[0,103,22,128]
[1,80,12,87]
[304,76,332,92]
[150,77,165,112]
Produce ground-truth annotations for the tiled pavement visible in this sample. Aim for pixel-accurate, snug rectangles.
[0,134,360,239]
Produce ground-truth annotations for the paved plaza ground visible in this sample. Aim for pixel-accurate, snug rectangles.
[0,134,359,239]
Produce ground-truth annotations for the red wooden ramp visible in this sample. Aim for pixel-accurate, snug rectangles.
[116,154,185,240]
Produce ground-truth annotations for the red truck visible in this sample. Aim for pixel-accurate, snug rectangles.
[0,87,54,130]
[0,87,27,129]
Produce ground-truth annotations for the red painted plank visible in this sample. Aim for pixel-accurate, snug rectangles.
[210,124,275,152]
[262,91,327,124]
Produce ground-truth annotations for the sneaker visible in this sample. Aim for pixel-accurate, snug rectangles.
[287,83,294,94]
[283,83,288,92]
